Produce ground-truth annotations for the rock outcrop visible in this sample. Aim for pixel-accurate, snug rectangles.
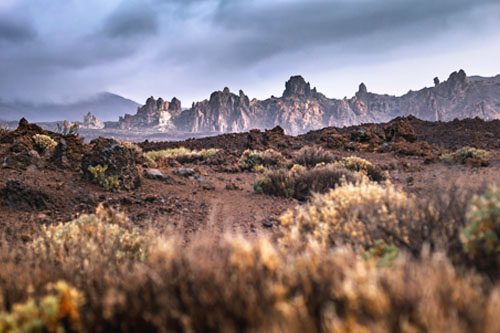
[119,70,500,135]
[118,96,182,131]
[81,112,104,129]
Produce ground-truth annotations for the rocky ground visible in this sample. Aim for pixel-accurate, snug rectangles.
[1,116,498,245]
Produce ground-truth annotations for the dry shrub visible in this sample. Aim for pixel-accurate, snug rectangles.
[254,164,358,201]
[338,156,387,181]
[440,146,490,166]
[144,147,219,166]
[32,205,151,265]
[292,146,336,168]
[279,181,418,251]
[32,134,57,154]
[238,149,287,171]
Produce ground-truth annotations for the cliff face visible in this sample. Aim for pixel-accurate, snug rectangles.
[119,70,500,134]
[118,97,181,131]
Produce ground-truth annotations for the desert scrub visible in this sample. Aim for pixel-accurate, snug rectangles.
[362,240,400,267]
[32,205,150,263]
[292,146,336,168]
[32,134,57,154]
[0,281,84,333]
[238,149,287,171]
[254,163,358,201]
[144,147,218,165]
[279,181,417,251]
[87,164,121,191]
[461,186,500,273]
[441,146,490,165]
[338,156,387,181]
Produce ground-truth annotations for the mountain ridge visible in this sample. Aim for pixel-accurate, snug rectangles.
[119,69,500,135]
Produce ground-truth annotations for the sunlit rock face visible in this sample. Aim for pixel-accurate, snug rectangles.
[81,112,104,129]
[118,96,182,131]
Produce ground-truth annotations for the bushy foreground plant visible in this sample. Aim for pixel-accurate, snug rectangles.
[461,186,500,271]
[239,149,287,171]
[0,281,83,333]
[279,180,417,251]
[32,134,57,154]
[32,205,150,264]
[144,147,218,166]
[254,164,359,200]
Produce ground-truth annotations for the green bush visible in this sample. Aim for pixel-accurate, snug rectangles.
[87,164,121,191]
[461,186,500,273]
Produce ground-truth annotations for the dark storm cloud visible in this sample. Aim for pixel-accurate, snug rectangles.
[102,1,159,39]
[204,0,499,64]
[0,0,499,104]
[0,16,35,42]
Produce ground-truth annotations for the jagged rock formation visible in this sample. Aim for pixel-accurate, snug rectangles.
[81,112,104,129]
[118,97,182,131]
[120,70,500,135]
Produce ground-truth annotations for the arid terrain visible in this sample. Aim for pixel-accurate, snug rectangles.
[0,116,499,332]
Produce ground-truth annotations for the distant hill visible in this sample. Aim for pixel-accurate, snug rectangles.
[0,92,139,123]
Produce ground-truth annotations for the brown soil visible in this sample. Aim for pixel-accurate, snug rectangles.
[1,117,499,244]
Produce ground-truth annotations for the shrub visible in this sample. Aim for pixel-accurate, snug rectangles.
[0,281,84,333]
[254,164,358,201]
[292,146,336,168]
[87,164,121,191]
[32,134,57,154]
[279,181,417,251]
[32,205,150,263]
[461,186,500,274]
[441,146,490,165]
[238,149,287,171]
[362,240,400,267]
[144,147,218,165]
[338,156,387,181]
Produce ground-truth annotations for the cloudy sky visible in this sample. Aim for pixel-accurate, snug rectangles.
[0,0,499,105]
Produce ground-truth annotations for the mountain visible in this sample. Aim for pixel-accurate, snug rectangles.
[0,92,140,123]
[121,69,500,135]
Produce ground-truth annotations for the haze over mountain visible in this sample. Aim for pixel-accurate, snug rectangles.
[118,70,500,135]
[0,93,139,123]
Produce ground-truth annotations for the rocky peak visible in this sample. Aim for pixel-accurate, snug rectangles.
[355,83,368,98]
[82,112,104,129]
[283,75,312,98]
[169,97,181,113]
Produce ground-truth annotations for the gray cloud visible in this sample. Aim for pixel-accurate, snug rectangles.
[0,16,35,42]
[102,1,159,39]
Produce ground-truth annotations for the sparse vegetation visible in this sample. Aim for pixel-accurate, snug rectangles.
[87,164,121,191]
[338,156,387,181]
[292,146,336,168]
[144,147,219,165]
[32,134,57,154]
[254,163,358,200]
[441,146,490,165]
[238,149,287,171]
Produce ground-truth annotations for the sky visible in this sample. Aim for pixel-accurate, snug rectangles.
[0,0,499,106]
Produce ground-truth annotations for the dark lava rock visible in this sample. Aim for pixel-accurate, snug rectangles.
[51,136,86,170]
[81,137,142,190]
[262,220,274,228]
[173,167,196,177]
[0,180,52,210]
